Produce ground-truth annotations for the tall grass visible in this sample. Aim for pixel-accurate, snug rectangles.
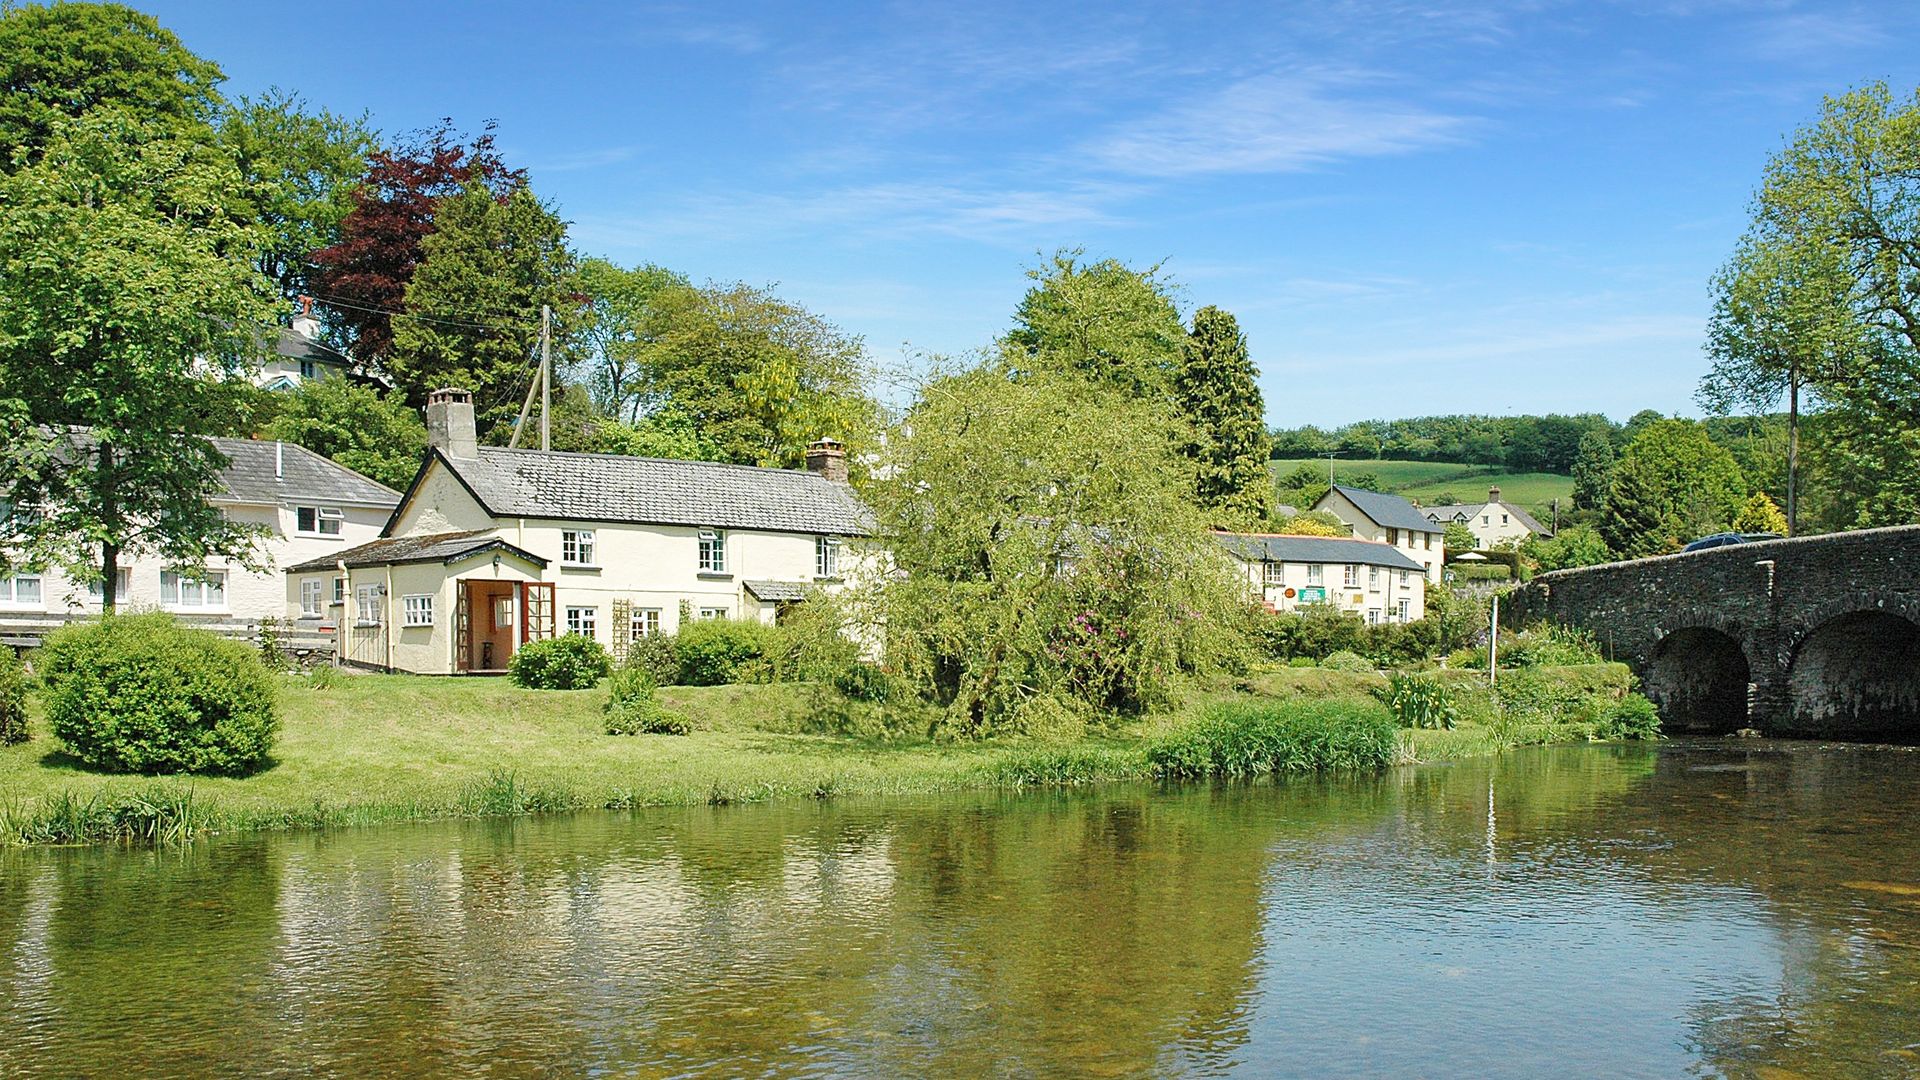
[1149,700,1399,779]
[1,783,216,845]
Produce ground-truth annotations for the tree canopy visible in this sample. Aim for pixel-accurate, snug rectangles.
[264,379,425,492]
[1600,419,1747,557]
[1174,305,1271,525]
[218,89,378,301]
[1006,250,1185,400]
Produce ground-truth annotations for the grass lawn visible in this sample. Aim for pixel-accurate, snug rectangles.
[1271,458,1575,518]
[0,666,1626,845]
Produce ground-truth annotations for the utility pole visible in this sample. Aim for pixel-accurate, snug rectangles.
[539,303,552,452]
[1550,498,1560,535]
[1488,593,1500,686]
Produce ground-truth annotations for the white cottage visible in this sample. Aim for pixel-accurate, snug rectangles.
[1420,485,1550,550]
[1,438,398,631]
[1218,532,1429,624]
[1312,484,1445,583]
[289,389,872,674]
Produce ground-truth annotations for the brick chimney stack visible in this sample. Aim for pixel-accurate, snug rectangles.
[291,295,321,340]
[1489,485,1502,504]
[426,388,478,459]
[805,438,848,483]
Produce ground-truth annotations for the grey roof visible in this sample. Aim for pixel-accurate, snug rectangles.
[1424,501,1549,535]
[431,447,873,536]
[744,579,811,602]
[1218,532,1426,572]
[210,437,401,509]
[272,326,350,368]
[1321,484,1442,533]
[287,529,546,573]
[1274,503,1300,519]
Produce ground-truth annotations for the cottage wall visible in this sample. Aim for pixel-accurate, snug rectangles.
[1231,554,1427,622]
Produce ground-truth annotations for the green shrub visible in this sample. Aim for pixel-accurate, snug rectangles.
[0,647,27,745]
[1319,650,1374,673]
[1374,672,1458,729]
[675,617,775,686]
[509,635,612,690]
[1595,693,1662,741]
[39,614,279,775]
[603,666,691,735]
[1149,700,1398,779]
[624,634,681,686]
[1504,623,1606,667]
[832,661,895,703]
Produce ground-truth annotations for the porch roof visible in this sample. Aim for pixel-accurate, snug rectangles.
[287,530,548,573]
[744,579,812,602]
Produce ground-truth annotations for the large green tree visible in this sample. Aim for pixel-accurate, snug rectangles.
[218,88,378,301]
[864,364,1248,735]
[387,179,576,438]
[1174,305,1271,525]
[1569,428,1616,512]
[0,112,274,606]
[1600,419,1747,557]
[1716,83,1920,527]
[1006,249,1184,400]
[264,379,425,491]
[0,2,224,169]
[572,257,690,423]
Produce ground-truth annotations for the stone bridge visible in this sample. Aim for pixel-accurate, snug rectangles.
[1503,525,1920,741]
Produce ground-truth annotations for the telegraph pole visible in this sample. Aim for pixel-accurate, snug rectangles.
[539,304,552,452]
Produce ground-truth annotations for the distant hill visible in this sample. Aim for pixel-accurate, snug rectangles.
[1271,458,1574,521]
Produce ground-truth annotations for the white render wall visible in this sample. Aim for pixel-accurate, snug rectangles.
[1232,552,1427,623]
[2,500,390,624]
[1316,488,1444,584]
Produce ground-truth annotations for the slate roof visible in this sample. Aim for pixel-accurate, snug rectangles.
[1217,532,1426,572]
[744,580,811,602]
[272,326,350,368]
[287,530,546,573]
[210,437,402,509]
[1429,500,1550,535]
[1322,484,1442,533]
[430,447,874,536]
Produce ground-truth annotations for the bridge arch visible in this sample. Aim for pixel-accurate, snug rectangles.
[1785,610,1920,742]
[1646,626,1751,734]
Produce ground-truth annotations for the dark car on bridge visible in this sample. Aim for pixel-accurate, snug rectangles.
[1682,531,1784,552]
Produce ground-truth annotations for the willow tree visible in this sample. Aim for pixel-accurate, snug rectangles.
[0,112,274,606]
[1006,249,1185,401]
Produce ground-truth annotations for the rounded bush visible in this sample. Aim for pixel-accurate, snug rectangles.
[674,618,773,686]
[509,635,612,690]
[1319,650,1375,673]
[0,646,28,745]
[624,634,681,686]
[603,666,690,735]
[39,613,279,774]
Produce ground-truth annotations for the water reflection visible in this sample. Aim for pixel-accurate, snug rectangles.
[3,742,1919,1077]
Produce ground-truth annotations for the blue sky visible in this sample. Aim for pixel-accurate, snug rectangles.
[146,1,1920,425]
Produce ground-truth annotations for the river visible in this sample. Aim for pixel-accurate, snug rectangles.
[4,740,1919,1078]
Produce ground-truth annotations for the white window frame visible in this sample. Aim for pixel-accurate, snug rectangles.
[698,529,727,573]
[816,534,840,578]
[1262,560,1283,586]
[0,573,43,607]
[1307,564,1324,585]
[561,529,596,567]
[630,607,661,639]
[300,578,325,617]
[1342,564,1359,588]
[296,506,345,537]
[402,594,434,627]
[1367,608,1381,625]
[161,570,227,610]
[565,605,598,638]
[355,584,382,626]
[1397,598,1411,622]
[697,606,729,621]
[332,577,346,606]
[1368,566,1380,592]
[87,568,132,604]
[1399,569,1410,587]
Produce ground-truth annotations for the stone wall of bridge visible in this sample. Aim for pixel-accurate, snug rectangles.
[1504,525,1920,741]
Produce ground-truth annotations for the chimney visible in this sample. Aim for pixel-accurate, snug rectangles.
[426,388,478,459]
[805,437,848,483]
[1488,485,1501,504]
[291,295,321,340]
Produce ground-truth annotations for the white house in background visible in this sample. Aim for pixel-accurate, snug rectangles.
[254,297,352,391]
[287,388,873,675]
[1312,484,1445,583]
[1421,485,1551,550]
[1218,532,1429,624]
[1,439,399,626]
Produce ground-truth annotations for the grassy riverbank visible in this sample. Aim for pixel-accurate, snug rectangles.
[0,664,1633,845]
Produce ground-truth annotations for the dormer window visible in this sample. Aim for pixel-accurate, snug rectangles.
[296,506,344,536]
[299,359,316,380]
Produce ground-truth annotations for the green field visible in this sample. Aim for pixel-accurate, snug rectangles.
[1272,458,1574,517]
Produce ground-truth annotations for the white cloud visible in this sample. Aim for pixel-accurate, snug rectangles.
[1082,69,1469,177]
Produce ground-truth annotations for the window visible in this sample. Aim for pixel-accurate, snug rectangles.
[630,607,661,639]
[1399,569,1410,587]
[355,584,381,625]
[299,359,317,380]
[697,607,728,621]
[1387,528,1399,545]
[1366,608,1381,625]
[1262,561,1283,585]
[1424,533,1432,550]
[1481,515,1489,525]
[87,568,132,603]
[562,529,596,566]
[1502,513,1510,525]
[698,529,727,573]
[565,605,597,637]
[296,506,344,536]
[333,577,346,605]
[300,579,324,617]
[816,535,840,578]
[1397,599,1411,622]
[0,574,42,606]
[1368,566,1380,591]
[161,570,226,609]
[403,594,434,627]
[1342,564,1359,587]
[1307,564,1324,585]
